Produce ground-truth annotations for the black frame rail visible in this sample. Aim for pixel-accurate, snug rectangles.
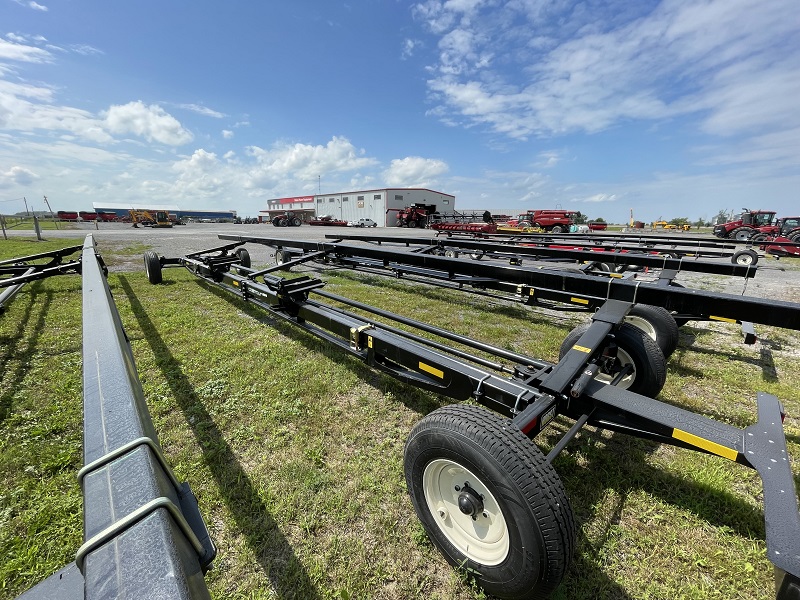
[1,245,84,314]
[146,241,800,599]
[217,235,800,333]
[322,233,759,276]
[19,235,215,600]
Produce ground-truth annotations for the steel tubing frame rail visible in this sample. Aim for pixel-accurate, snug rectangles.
[21,235,216,600]
[154,242,800,599]
[322,233,758,277]
[218,235,800,331]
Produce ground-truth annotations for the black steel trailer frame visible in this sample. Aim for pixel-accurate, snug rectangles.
[216,235,800,344]
[0,245,84,314]
[144,240,800,600]
[321,232,760,276]
[17,235,215,600]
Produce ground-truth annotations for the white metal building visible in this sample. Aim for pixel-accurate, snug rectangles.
[261,188,456,226]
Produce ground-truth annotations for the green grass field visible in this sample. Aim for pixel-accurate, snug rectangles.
[1,237,798,599]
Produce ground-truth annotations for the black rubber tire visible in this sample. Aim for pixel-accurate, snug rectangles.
[518,221,532,228]
[558,322,666,397]
[551,225,563,234]
[404,404,574,600]
[625,305,680,358]
[731,227,754,241]
[443,250,459,258]
[750,233,768,243]
[143,251,162,284]
[275,248,292,269]
[235,247,251,268]
[408,220,418,228]
[278,218,288,227]
[272,217,281,227]
[292,218,302,227]
[789,232,800,243]
[731,249,758,266]
[469,252,484,260]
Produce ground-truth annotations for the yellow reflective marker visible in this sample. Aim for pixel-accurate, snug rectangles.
[419,362,444,379]
[368,336,373,348]
[570,297,589,305]
[709,316,737,323]
[572,345,592,353]
[672,429,738,461]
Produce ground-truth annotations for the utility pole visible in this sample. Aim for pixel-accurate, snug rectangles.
[23,196,30,216]
[43,195,59,229]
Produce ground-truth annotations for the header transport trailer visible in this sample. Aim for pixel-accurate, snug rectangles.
[215,235,800,351]
[319,232,761,278]
[141,240,800,600]
[436,230,768,265]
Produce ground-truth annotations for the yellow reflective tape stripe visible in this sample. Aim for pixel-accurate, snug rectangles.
[419,362,444,379]
[572,345,592,353]
[529,289,535,296]
[710,316,737,323]
[368,336,373,348]
[571,297,589,305]
[672,429,738,461]
[232,281,239,287]
[609,273,623,278]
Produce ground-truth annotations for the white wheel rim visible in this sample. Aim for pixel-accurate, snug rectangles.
[422,459,509,565]
[736,254,753,265]
[598,346,637,389]
[624,315,658,343]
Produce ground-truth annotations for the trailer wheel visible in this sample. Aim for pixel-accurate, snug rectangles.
[444,250,459,258]
[559,322,666,397]
[732,249,758,266]
[469,252,484,260]
[404,404,574,600]
[235,247,251,268]
[143,251,162,284]
[275,248,292,269]
[624,305,679,358]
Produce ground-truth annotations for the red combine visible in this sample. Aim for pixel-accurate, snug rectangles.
[389,204,437,228]
[713,209,777,240]
[515,210,582,233]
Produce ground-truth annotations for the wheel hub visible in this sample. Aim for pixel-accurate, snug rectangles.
[457,484,484,519]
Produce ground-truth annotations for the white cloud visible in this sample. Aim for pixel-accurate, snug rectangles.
[0,165,37,188]
[222,129,234,139]
[383,156,448,187]
[244,136,378,190]
[0,37,52,62]
[177,103,226,118]
[29,2,48,11]
[414,0,800,143]
[401,38,422,59]
[104,101,193,145]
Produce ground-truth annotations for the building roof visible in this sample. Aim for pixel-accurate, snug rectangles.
[92,202,181,211]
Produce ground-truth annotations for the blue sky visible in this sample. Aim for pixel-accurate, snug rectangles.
[0,0,797,223]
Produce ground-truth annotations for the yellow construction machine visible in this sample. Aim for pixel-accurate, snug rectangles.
[129,210,173,228]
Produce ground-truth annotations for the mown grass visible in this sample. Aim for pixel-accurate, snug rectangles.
[1,237,799,600]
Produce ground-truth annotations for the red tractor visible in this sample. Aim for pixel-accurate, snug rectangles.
[390,204,437,228]
[516,210,582,233]
[271,211,302,227]
[749,216,800,243]
[712,209,777,240]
